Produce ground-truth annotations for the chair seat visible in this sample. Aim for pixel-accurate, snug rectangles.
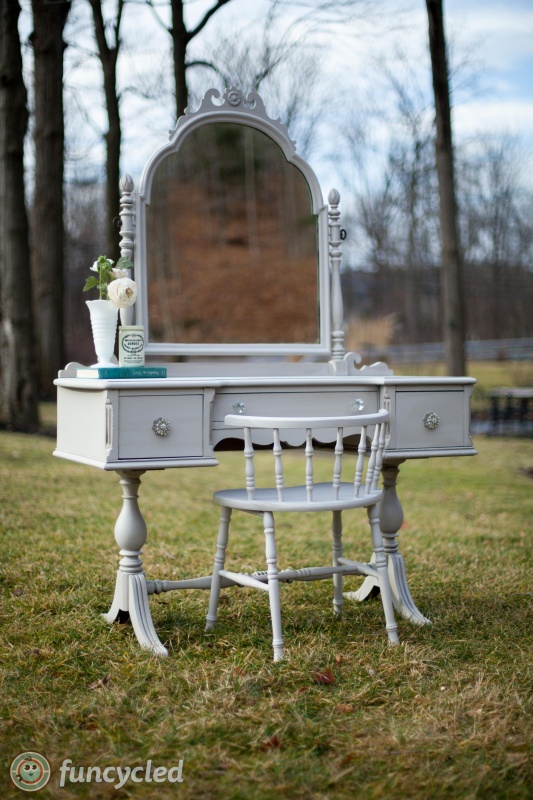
[207,410,399,660]
[214,482,382,512]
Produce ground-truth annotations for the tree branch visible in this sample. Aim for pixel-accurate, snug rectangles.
[145,0,171,34]
[186,59,226,81]
[187,0,233,43]
[88,0,110,59]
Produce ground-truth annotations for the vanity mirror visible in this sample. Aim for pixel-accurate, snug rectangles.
[122,87,335,358]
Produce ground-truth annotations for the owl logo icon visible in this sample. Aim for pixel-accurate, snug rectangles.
[10,753,51,792]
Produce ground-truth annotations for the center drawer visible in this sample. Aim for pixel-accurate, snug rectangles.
[213,390,378,427]
[118,393,205,459]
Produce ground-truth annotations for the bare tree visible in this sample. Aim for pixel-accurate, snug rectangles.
[426,0,466,375]
[340,61,440,344]
[31,0,71,396]
[0,0,39,429]
[192,12,323,159]
[85,0,231,258]
[148,0,378,118]
[144,0,233,116]
[385,58,439,342]
[329,6,531,349]
[459,136,533,339]
[88,0,125,256]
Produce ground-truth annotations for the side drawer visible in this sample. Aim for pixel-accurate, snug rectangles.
[394,390,466,449]
[118,393,204,459]
[213,390,378,427]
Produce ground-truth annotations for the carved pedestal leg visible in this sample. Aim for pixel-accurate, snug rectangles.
[103,470,169,655]
[344,460,431,626]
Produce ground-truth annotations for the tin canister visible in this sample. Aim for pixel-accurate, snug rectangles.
[119,326,145,366]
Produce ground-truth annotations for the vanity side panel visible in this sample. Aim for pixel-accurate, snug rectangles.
[55,387,108,464]
[380,382,477,458]
[395,390,465,449]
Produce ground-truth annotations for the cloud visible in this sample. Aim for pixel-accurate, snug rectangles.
[446,1,533,69]
[454,99,533,137]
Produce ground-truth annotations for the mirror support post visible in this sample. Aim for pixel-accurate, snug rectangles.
[328,188,345,361]
[119,174,135,326]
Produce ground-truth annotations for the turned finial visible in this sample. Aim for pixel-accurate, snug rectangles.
[120,173,134,193]
[119,175,135,261]
[328,188,345,361]
[119,174,136,325]
[328,188,341,206]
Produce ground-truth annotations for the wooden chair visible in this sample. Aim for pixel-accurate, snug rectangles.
[205,410,399,660]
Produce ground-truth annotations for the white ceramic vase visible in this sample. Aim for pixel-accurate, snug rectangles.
[120,306,135,326]
[86,299,119,367]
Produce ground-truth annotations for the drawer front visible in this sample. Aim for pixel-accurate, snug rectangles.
[118,394,204,459]
[395,390,466,449]
[213,390,378,427]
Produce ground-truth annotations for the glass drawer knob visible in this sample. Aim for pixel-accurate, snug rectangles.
[152,417,171,436]
[423,412,440,430]
[352,398,365,411]
[232,402,245,414]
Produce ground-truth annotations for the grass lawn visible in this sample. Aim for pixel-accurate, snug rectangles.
[1,429,532,799]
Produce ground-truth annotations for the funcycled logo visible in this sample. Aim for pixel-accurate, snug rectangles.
[10,753,51,792]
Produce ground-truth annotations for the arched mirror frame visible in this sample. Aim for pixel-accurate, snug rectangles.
[130,88,332,358]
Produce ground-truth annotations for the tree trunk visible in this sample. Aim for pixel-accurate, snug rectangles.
[170,0,189,117]
[103,63,121,259]
[31,0,70,397]
[89,0,122,258]
[405,141,421,342]
[426,0,466,375]
[0,0,39,429]
[169,0,233,119]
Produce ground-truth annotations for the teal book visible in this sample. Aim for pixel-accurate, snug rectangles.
[76,366,167,379]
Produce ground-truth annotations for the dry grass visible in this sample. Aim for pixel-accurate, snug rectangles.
[345,316,397,351]
[0,431,532,799]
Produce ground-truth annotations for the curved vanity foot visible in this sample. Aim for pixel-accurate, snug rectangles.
[102,470,169,656]
[128,573,169,655]
[103,571,168,655]
[386,552,431,626]
[344,555,431,625]
[103,570,129,624]
[344,460,432,626]
[344,573,380,603]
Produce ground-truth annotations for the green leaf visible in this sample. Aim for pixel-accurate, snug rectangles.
[116,256,134,270]
[83,276,99,292]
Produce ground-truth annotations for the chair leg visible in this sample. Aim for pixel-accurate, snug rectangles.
[263,511,284,661]
[332,510,343,616]
[367,504,400,645]
[205,506,232,631]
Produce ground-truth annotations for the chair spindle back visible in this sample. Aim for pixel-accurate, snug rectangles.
[225,410,390,503]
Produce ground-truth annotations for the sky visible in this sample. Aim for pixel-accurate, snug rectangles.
[176,0,533,137]
[425,0,533,139]
[19,0,533,196]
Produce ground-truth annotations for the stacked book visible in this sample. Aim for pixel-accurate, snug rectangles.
[76,366,167,379]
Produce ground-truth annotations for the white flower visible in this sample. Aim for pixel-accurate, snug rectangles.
[91,258,113,272]
[111,268,129,279]
[107,278,137,308]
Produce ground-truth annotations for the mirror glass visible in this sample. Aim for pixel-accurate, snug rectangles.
[145,123,320,346]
